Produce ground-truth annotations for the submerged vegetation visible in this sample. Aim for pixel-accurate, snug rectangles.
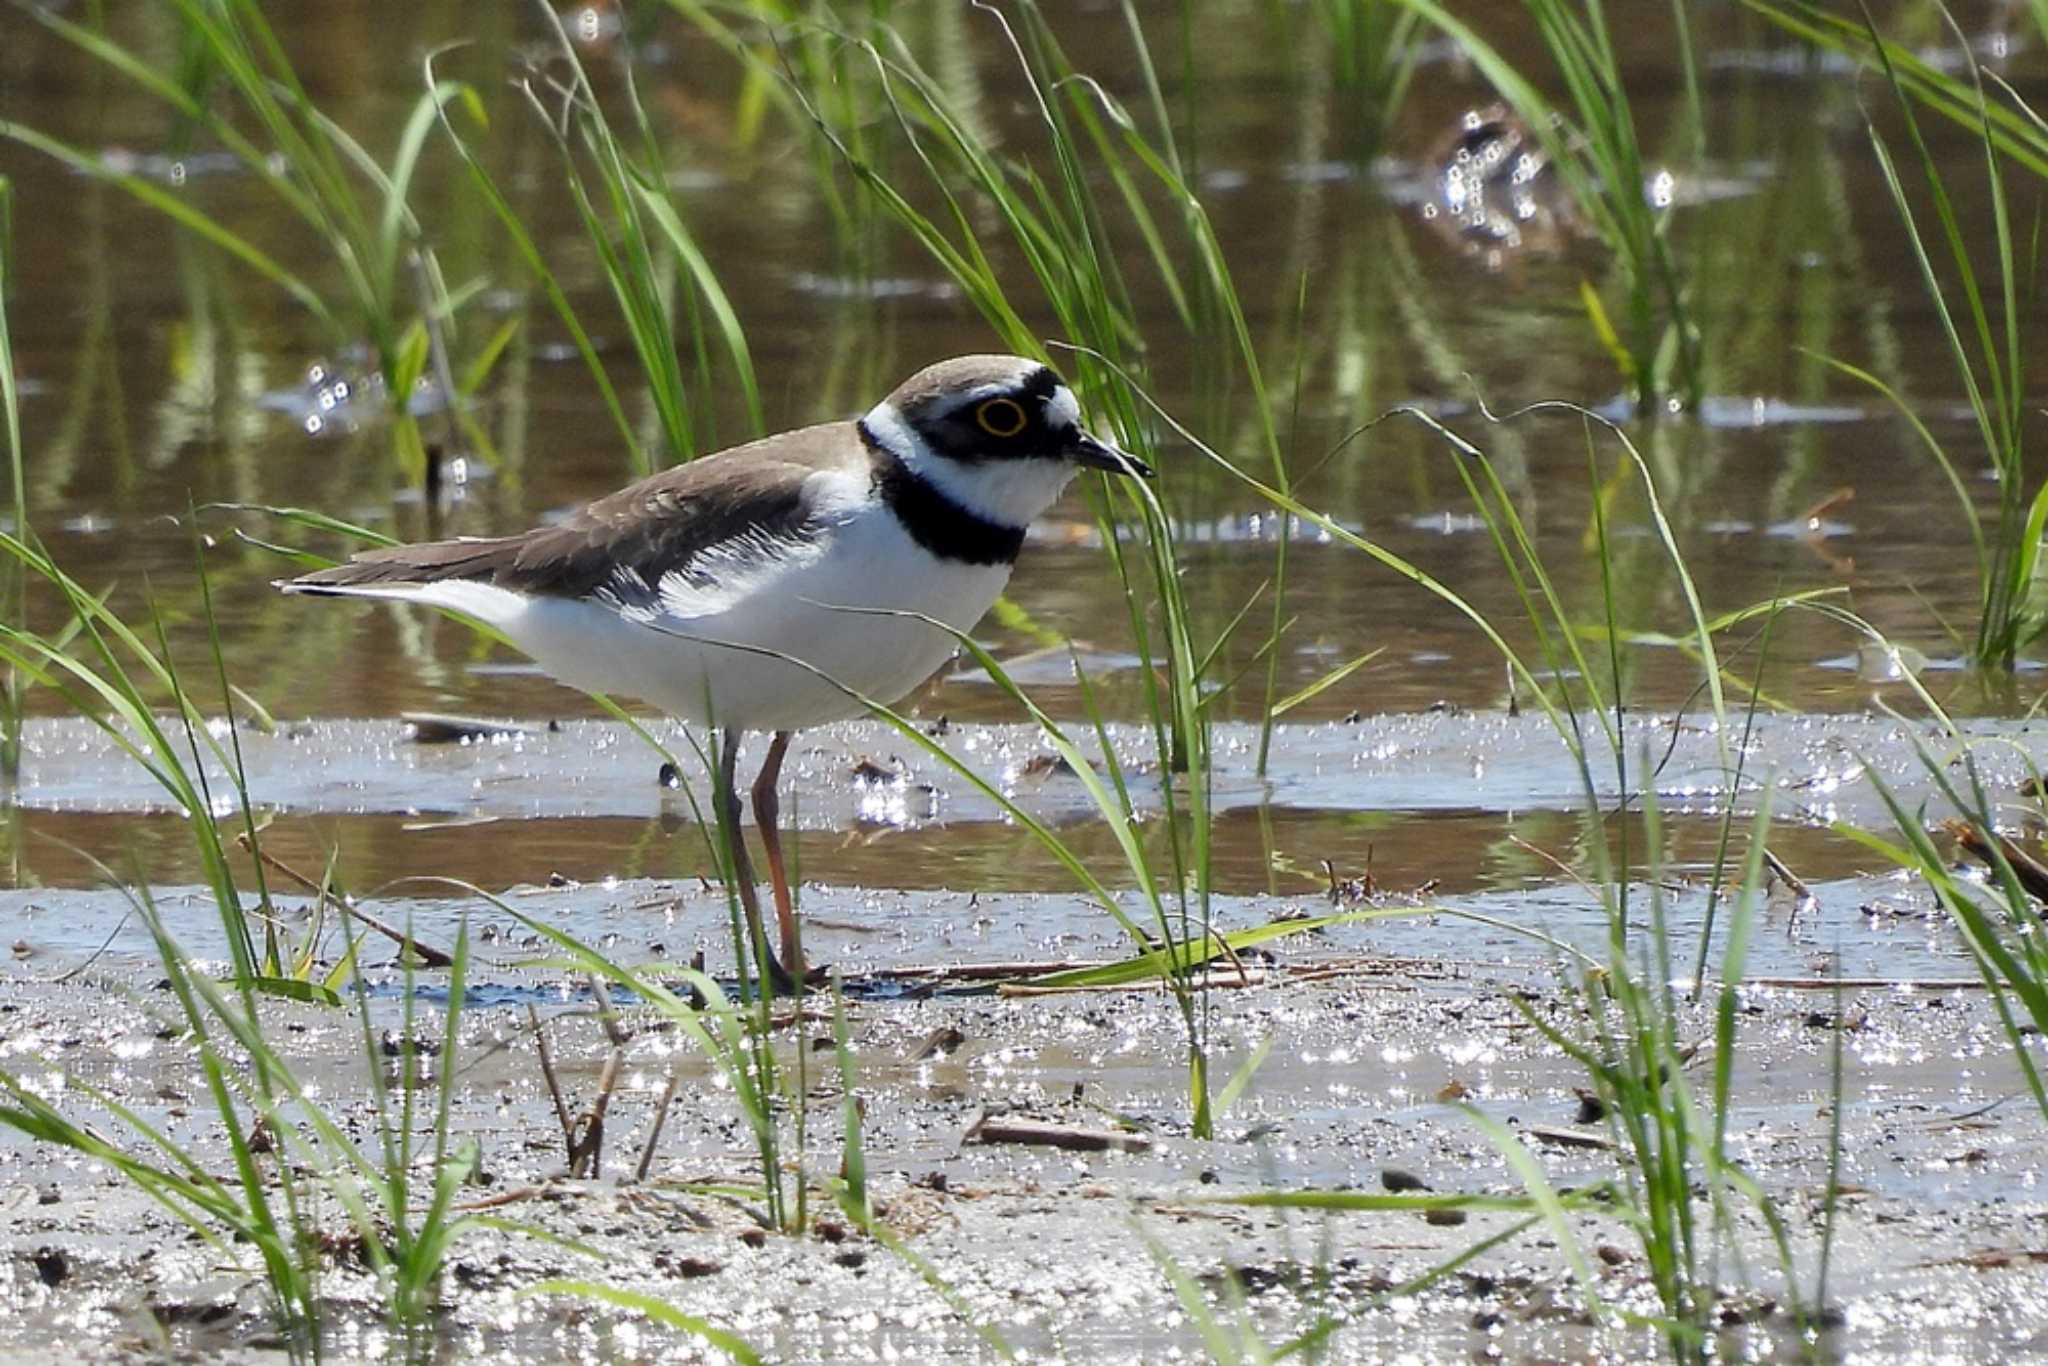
[1,0,2047,1360]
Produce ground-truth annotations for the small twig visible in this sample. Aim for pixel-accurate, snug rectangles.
[635,1068,684,1183]
[235,834,454,967]
[1287,966,1425,987]
[1945,819,2048,904]
[528,1005,576,1154]
[1526,1124,1615,1151]
[1507,834,1602,901]
[964,1113,1153,1153]
[1910,1248,2048,1271]
[590,976,631,1048]
[1762,846,1819,927]
[568,976,628,1178]
[872,959,1101,981]
[998,971,1271,998]
[568,1047,622,1178]
[1796,485,1855,528]
[1762,846,1811,899]
[455,1183,558,1214]
[866,955,1469,990]
[1735,977,1993,991]
[47,908,132,984]
[1935,1093,2020,1126]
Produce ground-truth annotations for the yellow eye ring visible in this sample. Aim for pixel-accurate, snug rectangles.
[974,397,1029,439]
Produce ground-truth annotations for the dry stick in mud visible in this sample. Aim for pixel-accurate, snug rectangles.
[1943,819,2048,904]
[234,833,455,967]
[874,959,1089,982]
[965,1113,1154,1153]
[527,995,627,1178]
[569,1049,623,1177]
[456,1184,559,1214]
[528,1004,579,1161]
[1526,1124,1617,1152]
[871,955,1459,988]
[1739,976,1994,990]
[998,974,1272,997]
[567,976,630,1178]
[884,958,1458,978]
[635,1069,684,1183]
[1762,846,1818,926]
[401,712,539,744]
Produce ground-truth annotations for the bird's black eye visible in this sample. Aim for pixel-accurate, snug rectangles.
[974,397,1029,438]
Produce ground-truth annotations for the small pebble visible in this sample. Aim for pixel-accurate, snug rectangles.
[31,1247,67,1287]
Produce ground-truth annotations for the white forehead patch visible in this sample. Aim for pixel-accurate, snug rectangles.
[1044,384,1081,431]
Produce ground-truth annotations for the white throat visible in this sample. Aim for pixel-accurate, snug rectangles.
[861,399,1078,529]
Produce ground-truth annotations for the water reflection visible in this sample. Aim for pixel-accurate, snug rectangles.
[1420,105,1576,266]
[0,1,2040,727]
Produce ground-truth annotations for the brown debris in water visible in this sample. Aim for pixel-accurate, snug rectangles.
[1944,818,2048,904]
[910,1025,967,1061]
[1763,845,1821,925]
[964,1112,1153,1153]
[402,712,538,744]
[1018,752,1090,779]
[848,757,898,785]
[235,833,455,967]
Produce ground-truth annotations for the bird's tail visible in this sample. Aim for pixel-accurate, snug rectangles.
[277,536,522,598]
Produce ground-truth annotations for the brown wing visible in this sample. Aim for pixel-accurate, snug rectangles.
[284,422,862,601]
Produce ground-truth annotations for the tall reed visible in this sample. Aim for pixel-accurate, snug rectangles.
[1804,5,2044,671]
[7,3,492,475]
[1316,0,1422,154]
[0,175,20,785]
[1113,358,1830,1354]
[1845,732,2048,1121]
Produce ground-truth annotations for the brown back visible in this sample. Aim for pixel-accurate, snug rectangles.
[288,423,861,601]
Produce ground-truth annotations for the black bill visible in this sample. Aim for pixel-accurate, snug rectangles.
[1065,429,1154,478]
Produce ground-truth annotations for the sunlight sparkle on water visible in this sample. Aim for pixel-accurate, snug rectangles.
[1443,1038,1496,1067]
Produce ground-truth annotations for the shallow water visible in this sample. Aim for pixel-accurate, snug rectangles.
[6,708,2043,947]
[0,704,2026,1007]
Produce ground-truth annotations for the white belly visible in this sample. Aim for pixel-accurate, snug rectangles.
[421,504,1012,731]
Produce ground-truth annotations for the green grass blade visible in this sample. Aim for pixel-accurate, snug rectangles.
[516,1281,760,1363]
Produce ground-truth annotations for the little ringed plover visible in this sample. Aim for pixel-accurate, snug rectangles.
[280,354,1151,987]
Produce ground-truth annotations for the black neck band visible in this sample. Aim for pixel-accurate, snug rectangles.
[860,420,1026,567]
